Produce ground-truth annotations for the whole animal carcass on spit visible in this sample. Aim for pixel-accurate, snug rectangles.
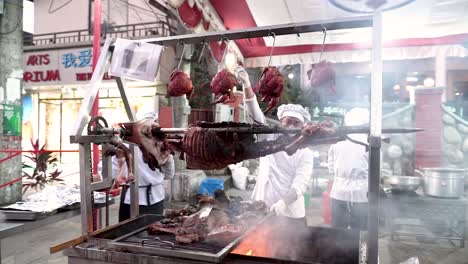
[211,69,237,104]
[167,69,193,98]
[253,66,284,114]
[112,120,336,171]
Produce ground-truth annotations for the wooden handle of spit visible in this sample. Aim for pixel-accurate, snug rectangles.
[50,235,87,254]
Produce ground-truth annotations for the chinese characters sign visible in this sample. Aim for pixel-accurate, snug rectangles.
[23,48,114,86]
[62,49,92,68]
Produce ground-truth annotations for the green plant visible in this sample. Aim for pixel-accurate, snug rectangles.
[189,43,214,109]
[22,139,63,193]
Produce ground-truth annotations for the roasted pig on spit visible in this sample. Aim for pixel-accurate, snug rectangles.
[106,118,421,171]
[111,120,335,171]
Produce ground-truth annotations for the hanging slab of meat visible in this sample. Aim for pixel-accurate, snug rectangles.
[211,69,237,104]
[307,60,336,95]
[253,67,284,114]
[167,70,193,98]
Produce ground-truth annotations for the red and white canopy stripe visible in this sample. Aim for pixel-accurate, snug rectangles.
[168,0,468,67]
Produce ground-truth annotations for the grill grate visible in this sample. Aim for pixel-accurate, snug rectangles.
[120,229,227,254]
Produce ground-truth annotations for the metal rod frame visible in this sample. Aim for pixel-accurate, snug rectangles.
[368,11,383,264]
[71,17,383,263]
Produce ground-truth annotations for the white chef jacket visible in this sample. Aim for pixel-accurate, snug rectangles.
[328,138,369,203]
[244,96,313,218]
[110,149,175,206]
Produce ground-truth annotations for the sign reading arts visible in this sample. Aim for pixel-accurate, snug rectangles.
[23,48,114,86]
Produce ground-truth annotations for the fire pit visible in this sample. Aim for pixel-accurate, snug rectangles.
[64,215,364,264]
[231,217,363,264]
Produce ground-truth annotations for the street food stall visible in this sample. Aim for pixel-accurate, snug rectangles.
[49,13,423,263]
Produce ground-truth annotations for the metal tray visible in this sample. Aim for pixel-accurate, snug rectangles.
[0,209,57,221]
[108,214,271,263]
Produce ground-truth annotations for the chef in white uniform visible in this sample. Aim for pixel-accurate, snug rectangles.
[103,112,175,221]
[235,66,314,223]
[327,108,369,230]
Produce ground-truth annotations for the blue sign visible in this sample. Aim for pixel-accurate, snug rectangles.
[328,0,416,13]
[62,49,92,68]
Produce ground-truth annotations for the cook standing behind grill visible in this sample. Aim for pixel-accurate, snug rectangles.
[327,108,369,230]
[97,112,175,222]
[234,66,314,224]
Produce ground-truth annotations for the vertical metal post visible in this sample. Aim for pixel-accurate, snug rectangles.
[367,11,382,264]
[92,0,103,175]
[116,77,139,218]
[59,94,63,162]
[79,144,93,235]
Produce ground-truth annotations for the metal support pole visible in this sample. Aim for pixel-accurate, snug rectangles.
[79,144,93,235]
[116,77,139,218]
[367,11,383,264]
[92,0,103,175]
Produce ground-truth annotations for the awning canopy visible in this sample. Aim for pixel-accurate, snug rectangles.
[169,0,468,67]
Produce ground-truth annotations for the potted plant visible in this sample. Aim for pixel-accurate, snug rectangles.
[22,139,63,193]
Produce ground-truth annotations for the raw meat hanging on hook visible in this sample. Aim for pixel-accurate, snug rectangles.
[211,69,237,104]
[307,60,336,95]
[307,27,336,95]
[253,32,284,114]
[167,42,194,98]
[210,38,238,104]
[254,67,284,114]
[168,70,193,98]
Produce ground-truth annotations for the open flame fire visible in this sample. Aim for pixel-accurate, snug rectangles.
[231,223,275,257]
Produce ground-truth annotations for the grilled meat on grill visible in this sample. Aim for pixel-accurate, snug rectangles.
[206,224,243,245]
[147,197,268,245]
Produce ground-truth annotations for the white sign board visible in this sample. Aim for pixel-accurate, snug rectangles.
[23,47,115,87]
[110,38,163,82]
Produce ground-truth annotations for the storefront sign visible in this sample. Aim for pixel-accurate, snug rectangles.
[2,104,22,136]
[23,48,114,86]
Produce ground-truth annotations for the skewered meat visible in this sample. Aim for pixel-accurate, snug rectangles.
[116,119,172,170]
[253,67,284,114]
[167,70,193,98]
[113,120,336,171]
[211,69,237,104]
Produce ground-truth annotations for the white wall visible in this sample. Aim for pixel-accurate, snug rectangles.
[34,0,168,35]
[34,0,88,34]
